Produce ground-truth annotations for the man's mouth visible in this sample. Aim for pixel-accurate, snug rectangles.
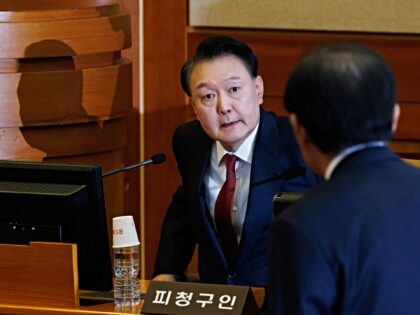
[221,120,239,128]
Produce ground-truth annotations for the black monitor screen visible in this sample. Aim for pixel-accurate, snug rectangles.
[0,160,113,292]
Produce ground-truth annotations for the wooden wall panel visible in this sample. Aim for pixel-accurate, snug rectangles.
[119,0,140,254]
[188,31,420,101]
[142,0,188,278]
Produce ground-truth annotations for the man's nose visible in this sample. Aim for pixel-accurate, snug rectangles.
[217,94,232,114]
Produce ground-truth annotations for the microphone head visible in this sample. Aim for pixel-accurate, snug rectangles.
[151,153,166,164]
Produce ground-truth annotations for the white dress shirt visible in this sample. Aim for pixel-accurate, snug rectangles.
[204,123,259,243]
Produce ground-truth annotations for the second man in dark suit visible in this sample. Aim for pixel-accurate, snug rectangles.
[269,42,420,315]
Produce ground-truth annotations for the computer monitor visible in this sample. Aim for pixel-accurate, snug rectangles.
[0,160,113,292]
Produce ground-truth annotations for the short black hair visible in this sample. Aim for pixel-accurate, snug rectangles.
[180,35,259,96]
[285,42,397,154]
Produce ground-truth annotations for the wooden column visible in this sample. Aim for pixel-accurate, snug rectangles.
[142,0,189,278]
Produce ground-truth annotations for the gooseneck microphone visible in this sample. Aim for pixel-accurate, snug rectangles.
[102,153,166,177]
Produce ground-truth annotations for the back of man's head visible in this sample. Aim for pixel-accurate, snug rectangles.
[180,35,258,96]
[285,42,397,154]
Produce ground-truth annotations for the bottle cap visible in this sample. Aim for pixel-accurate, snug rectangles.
[112,215,140,248]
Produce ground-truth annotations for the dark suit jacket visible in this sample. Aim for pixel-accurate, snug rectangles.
[154,107,320,286]
[269,146,420,315]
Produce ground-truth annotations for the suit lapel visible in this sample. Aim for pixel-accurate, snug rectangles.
[238,109,296,262]
[250,113,292,186]
[191,127,227,264]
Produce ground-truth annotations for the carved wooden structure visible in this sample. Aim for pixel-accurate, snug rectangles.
[0,0,132,239]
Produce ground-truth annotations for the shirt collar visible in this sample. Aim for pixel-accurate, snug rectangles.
[216,122,260,165]
[324,141,386,180]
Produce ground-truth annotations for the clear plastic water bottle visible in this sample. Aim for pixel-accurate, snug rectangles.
[113,244,141,307]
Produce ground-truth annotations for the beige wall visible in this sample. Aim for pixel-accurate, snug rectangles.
[190,0,420,33]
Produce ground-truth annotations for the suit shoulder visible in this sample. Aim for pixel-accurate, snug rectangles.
[172,120,211,157]
[261,110,300,150]
[174,120,202,138]
[270,112,294,133]
[261,109,294,135]
[173,120,207,145]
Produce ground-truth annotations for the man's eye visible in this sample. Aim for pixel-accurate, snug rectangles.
[202,94,215,100]
[230,86,240,93]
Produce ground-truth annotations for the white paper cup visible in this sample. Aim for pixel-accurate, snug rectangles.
[112,215,140,248]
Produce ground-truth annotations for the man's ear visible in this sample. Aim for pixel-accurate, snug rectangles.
[190,98,198,115]
[391,103,400,134]
[255,75,264,105]
[289,113,330,176]
[289,113,311,150]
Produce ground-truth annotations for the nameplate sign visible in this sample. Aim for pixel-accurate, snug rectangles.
[142,280,259,315]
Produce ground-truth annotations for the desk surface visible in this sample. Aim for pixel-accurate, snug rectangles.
[0,280,265,315]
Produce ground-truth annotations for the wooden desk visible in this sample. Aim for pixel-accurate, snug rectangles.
[0,280,265,315]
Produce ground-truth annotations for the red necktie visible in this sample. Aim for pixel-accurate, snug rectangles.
[215,154,239,267]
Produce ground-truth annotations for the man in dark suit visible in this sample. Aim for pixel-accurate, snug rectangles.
[269,42,420,314]
[153,36,320,287]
